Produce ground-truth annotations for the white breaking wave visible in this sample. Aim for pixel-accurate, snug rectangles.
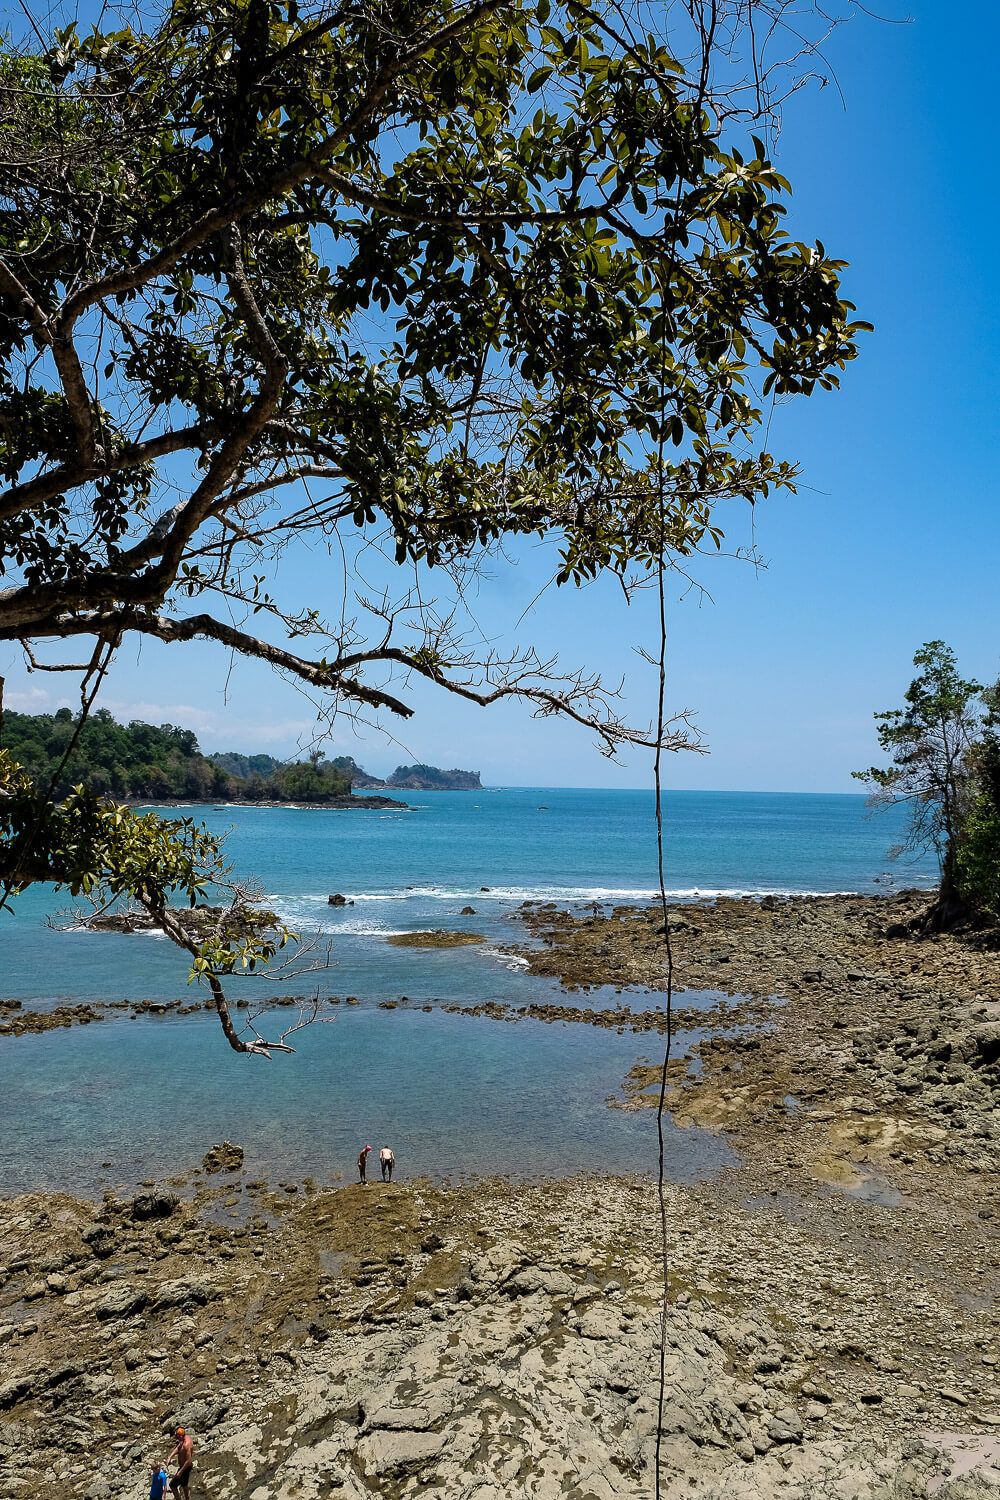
[489,951,531,970]
[264,906,410,937]
[278,883,858,907]
[313,920,410,937]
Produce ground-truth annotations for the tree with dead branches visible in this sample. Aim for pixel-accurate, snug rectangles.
[0,0,868,1050]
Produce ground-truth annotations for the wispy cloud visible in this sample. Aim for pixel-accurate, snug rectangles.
[97,697,318,751]
[5,685,52,709]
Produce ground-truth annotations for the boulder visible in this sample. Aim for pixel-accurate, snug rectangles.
[151,1277,212,1311]
[94,1287,147,1321]
[0,1375,34,1410]
[357,1429,445,1478]
[130,1191,179,1222]
[166,1394,231,1432]
[501,1266,574,1298]
[202,1141,244,1173]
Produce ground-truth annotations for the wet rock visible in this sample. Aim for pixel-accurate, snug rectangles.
[202,1141,244,1173]
[130,1191,179,1221]
[386,930,485,948]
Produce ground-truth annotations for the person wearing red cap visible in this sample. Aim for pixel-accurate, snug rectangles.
[358,1144,372,1184]
[166,1427,193,1499]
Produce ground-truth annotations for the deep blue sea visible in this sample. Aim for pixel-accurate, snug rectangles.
[0,789,933,1195]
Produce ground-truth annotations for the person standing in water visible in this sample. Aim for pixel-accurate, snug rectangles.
[358,1144,372,1183]
[379,1146,395,1182]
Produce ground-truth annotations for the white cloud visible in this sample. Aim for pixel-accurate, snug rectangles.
[225,717,318,749]
[5,685,52,709]
[97,696,319,752]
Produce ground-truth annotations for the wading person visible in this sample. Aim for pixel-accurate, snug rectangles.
[379,1146,395,1182]
[166,1428,194,1500]
[358,1144,372,1184]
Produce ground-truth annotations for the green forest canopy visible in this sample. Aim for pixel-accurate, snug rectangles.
[2,709,351,802]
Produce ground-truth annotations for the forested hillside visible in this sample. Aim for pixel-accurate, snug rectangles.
[208,751,281,781]
[2,711,351,802]
[213,750,482,790]
[2,710,479,802]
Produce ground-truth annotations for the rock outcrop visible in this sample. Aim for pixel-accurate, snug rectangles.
[0,1176,996,1499]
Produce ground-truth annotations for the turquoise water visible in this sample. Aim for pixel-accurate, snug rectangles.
[0,789,932,1194]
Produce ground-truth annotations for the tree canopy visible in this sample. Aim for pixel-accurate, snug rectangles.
[956,681,1000,927]
[2,706,352,799]
[0,0,869,1050]
[854,642,999,931]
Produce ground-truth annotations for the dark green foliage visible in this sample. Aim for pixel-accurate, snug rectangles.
[1,709,351,801]
[956,683,1000,924]
[267,757,351,801]
[385,763,480,789]
[855,644,998,928]
[209,751,282,780]
[1,708,231,801]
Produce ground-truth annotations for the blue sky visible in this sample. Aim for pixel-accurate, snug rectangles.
[3,1,996,789]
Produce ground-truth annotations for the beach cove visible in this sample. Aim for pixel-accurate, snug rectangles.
[1,791,997,1497]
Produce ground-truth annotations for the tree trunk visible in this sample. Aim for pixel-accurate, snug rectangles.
[913,846,972,934]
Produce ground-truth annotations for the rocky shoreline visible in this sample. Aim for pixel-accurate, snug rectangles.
[131,795,411,811]
[2,890,998,1497]
[2,1167,997,1500]
[514,890,999,1176]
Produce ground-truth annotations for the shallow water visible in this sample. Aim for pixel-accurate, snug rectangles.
[0,788,931,1193]
[0,1005,735,1196]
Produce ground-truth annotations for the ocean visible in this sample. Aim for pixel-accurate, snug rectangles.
[0,789,934,1195]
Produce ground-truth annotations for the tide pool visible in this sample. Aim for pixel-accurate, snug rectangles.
[0,788,933,1193]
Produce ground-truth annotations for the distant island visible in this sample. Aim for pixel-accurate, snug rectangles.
[331,758,482,792]
[210,751,482,793]
[3,709,480,804]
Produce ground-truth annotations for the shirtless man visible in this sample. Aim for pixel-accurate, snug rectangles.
[379,1146,395,1182]
[166,1428,194,1500]
[358,1144,372,1184]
